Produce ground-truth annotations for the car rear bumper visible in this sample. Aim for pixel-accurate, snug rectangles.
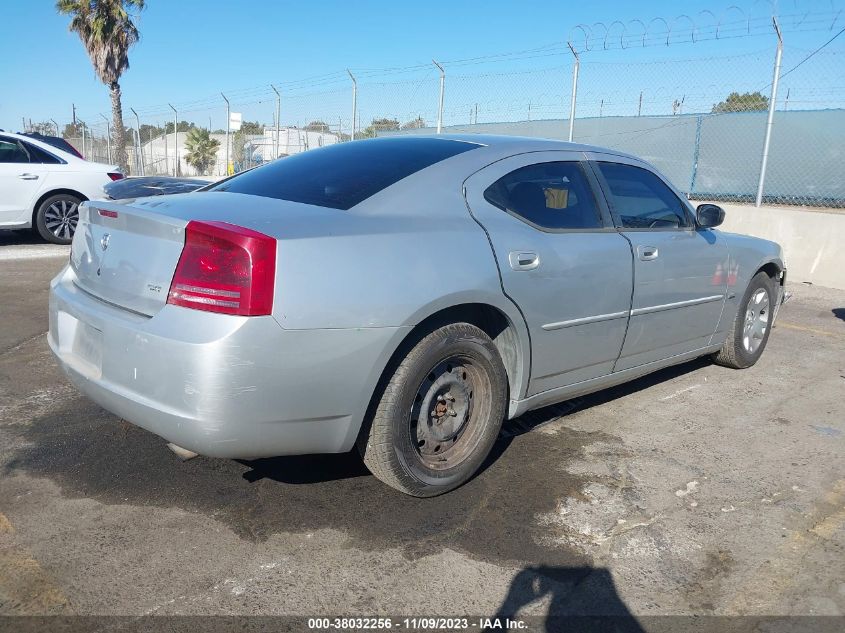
[48,265,405,459]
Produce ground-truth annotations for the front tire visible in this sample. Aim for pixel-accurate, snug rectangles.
[713,271,776,369]
[35,193,82,245]
[359,323,508,497]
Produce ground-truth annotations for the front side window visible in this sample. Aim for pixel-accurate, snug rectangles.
[0,138,30,163]
[483,162,602,230]
[597,162,690,229]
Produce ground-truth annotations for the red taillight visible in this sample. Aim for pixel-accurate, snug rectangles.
[167,221,276,316]
[107,172,125,181]
[98,209,118,218]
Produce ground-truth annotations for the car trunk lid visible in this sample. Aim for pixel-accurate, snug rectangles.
[70,200,188,316]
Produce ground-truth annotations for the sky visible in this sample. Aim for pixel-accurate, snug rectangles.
[1,0,842,135]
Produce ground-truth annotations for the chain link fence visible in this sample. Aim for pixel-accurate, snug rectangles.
[30,4,845,206]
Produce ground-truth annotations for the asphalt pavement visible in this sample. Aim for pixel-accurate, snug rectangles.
[1,231,843,626]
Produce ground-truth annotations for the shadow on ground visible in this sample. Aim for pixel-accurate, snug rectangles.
[833,308,845,322]
[492,565,645,631]
[5,356,709,566]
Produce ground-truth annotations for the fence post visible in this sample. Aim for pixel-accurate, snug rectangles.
[567,43,579,142]
[347,70,357,140]
[271,84,281,160]
[433,60,445,134]
[100,114,112,164]
[130,108,144,176]
[169,104,178,176]
[755,17,783,208]
[689,115,703,195]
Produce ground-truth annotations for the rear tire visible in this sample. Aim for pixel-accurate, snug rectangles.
[35,193,82,245]
[358,323,508,497]
[713,271,776,369]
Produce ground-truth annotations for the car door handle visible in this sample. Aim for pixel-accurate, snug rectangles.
[509,251,540,271]
[637,246,659,261]
[18,173,39,180]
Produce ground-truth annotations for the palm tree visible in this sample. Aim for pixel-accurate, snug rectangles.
[56,0,145,173]
[184,128,221,175]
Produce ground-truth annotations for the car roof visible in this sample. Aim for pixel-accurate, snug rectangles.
[387,133,640,161]
[0,130,80,162]
[22,132,83,158]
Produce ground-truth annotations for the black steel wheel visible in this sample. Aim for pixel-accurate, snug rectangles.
[359,323,508,497]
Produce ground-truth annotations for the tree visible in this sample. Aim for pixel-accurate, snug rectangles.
[56,0,145,172]
[239,120,264,135]
[401,117,426,130]
[712,91,769,113]
[30,121,58,135]
[138,123,164,141]
[305,120,329,132]
[184,127,220,175]
[357,117,400,139]
[164,120,195,134]
[62,122,88,138]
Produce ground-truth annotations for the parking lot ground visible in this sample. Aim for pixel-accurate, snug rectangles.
[0,239,843,624]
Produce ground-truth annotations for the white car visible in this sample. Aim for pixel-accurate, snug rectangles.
[0,131,123,244]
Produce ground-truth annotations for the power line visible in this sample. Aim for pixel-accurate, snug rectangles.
[779,25,845,81]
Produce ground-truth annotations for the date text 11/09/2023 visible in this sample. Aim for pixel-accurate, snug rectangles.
[307,617,527,630]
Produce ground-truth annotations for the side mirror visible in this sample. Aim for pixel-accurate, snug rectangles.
[696,203,725,229]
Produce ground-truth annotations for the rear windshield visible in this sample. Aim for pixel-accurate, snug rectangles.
[209,137,478,210]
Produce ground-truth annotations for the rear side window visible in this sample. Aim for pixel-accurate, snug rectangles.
[484,162,602,230]
[597,162,690,229]
[210,137,478,210]
[23,142,61,164]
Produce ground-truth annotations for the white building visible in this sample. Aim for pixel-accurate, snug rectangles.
[139,127,340,177]
[246,128,340,162]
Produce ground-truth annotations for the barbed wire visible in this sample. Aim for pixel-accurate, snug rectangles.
[67,2,844,125]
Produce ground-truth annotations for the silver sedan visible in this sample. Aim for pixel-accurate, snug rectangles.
[49,135,785,496]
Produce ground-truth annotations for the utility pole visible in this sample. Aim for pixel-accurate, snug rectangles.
[72,103,77,126]
[433,60,445,134]
[638,91,643,117]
